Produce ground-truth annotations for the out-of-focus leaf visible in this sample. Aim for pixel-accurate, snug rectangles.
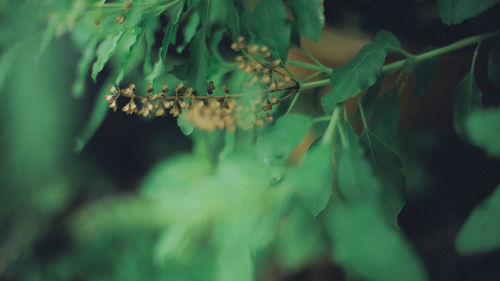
[187,30,209,93]
[0,43,20,93]
[465,106,500,157]
[116,26,144,84]
[456,184,500,254]
[452,71,483,138]
[360,131,406,226]
[256,114,312,162]
[177,110,195,135]
[413,47,440,96]
[437,0,500,25]
[370,88,401,144]
[488,38,500,89]
[91,28,127,82]
[276,205,327,270]
[143,16,160,75]
[160,2,183,60]
[289,144,333,216]
[74,82,111,152]
[251,0,291,61]
[289,0,324,42]
[218,131,236,161]
[72,35,99,97]
[36,21,56,61]
[326,202,429,281]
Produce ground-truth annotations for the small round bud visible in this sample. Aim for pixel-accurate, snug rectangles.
[114,15,125,24]
[104,95,114,101]
[271,59,281,66]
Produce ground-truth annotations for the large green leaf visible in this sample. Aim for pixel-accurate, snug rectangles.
[256,114,313,162]
[326,203,429,281]
[452,71,483,138]
[0,43,20,94]
[370,88,401,144]
[289,143,334,216]
[437,0,500,25]
[251,0,292,61]
[91,29,127,82]
[187,30,209,94]
[289,0,324,42]
[456,184,500,254]
[465,106,500,157]
[322,30,402,113]
[360,131,406,226]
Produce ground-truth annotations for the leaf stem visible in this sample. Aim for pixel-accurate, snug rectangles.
[287,60,328,72]
[300,47,330,71]
[322,106,341,145]
[298,30,500,92]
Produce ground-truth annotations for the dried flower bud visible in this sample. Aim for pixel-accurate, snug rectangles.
[125,2,133,8]
[237,62,246,70]
[104,95,115,101]
[244,64,253,74]
[231,43,240,51]
[264,51,271,58]
[261,75,271,84]
[268,81,277,91]
[271,59,281,66]
[277,81,285,88]
[207,81,215,95]
[265,112,273,123]
[108,85,118,94]
[175,82,184,93]
[222,84,229,94]
[284,76,292,83]
[156,106,166,117]
[109,100,118,111]
[271,95,278,103]
[235,56,245,62]
[259,45,268,53]
[114,15,125,24]
[247,45,258,54]
[238,36,245,44]
[161,84,169,92]
[147,83,154,93]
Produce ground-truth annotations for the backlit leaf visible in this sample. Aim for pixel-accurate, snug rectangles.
[160,2,184,60]
[456,184,500,254]
[251,0,292,61]
[465,106,500,157]
[452,71,483,138]
[91,29,127,82]
[289,0,324,42]
[437,0,500,25]
[72,35,99,97]
[116,26,144,85]
[326,203,429,281]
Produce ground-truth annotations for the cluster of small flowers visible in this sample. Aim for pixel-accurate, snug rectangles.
[104,81,275,132]
[231,36,295,92]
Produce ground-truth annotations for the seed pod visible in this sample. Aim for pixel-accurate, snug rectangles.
[104,95,114,101]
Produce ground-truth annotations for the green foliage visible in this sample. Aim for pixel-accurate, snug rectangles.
[465,106,500,157]
[3,1,500,281]
[437,0,500,25]
[452,71,483,138]
[456,185,500,254]
[322,30,401,113]
[326,202,429,281]
[250,0,291,61]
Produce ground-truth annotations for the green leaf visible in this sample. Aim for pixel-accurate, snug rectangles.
[186,30,209,94]
[289,0,324,42]
[116,26,144,85]
[251,0,292,61]
[143,16,160,75]
[465,106,500,157]
[289,144,334,216]
[322,44,387,113]
[372,30,402,50]
[160,2,184,60]
[452,71,483,138]
[0,43,20,93]
[488,38,500,89]
[370,88,401,144]
[72,35,99,97]
[326,203,429,281]
[91,29,127,82]
[413,47,440,96]
[360,131,406,226]
[456,184,500,254]
[256,114,313,162]
[177,110,195,135]
[74,82,110,152]
[36,21,56,61]
[437,0,500,25]
[353,77,382,120]
[176,11,200,54]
